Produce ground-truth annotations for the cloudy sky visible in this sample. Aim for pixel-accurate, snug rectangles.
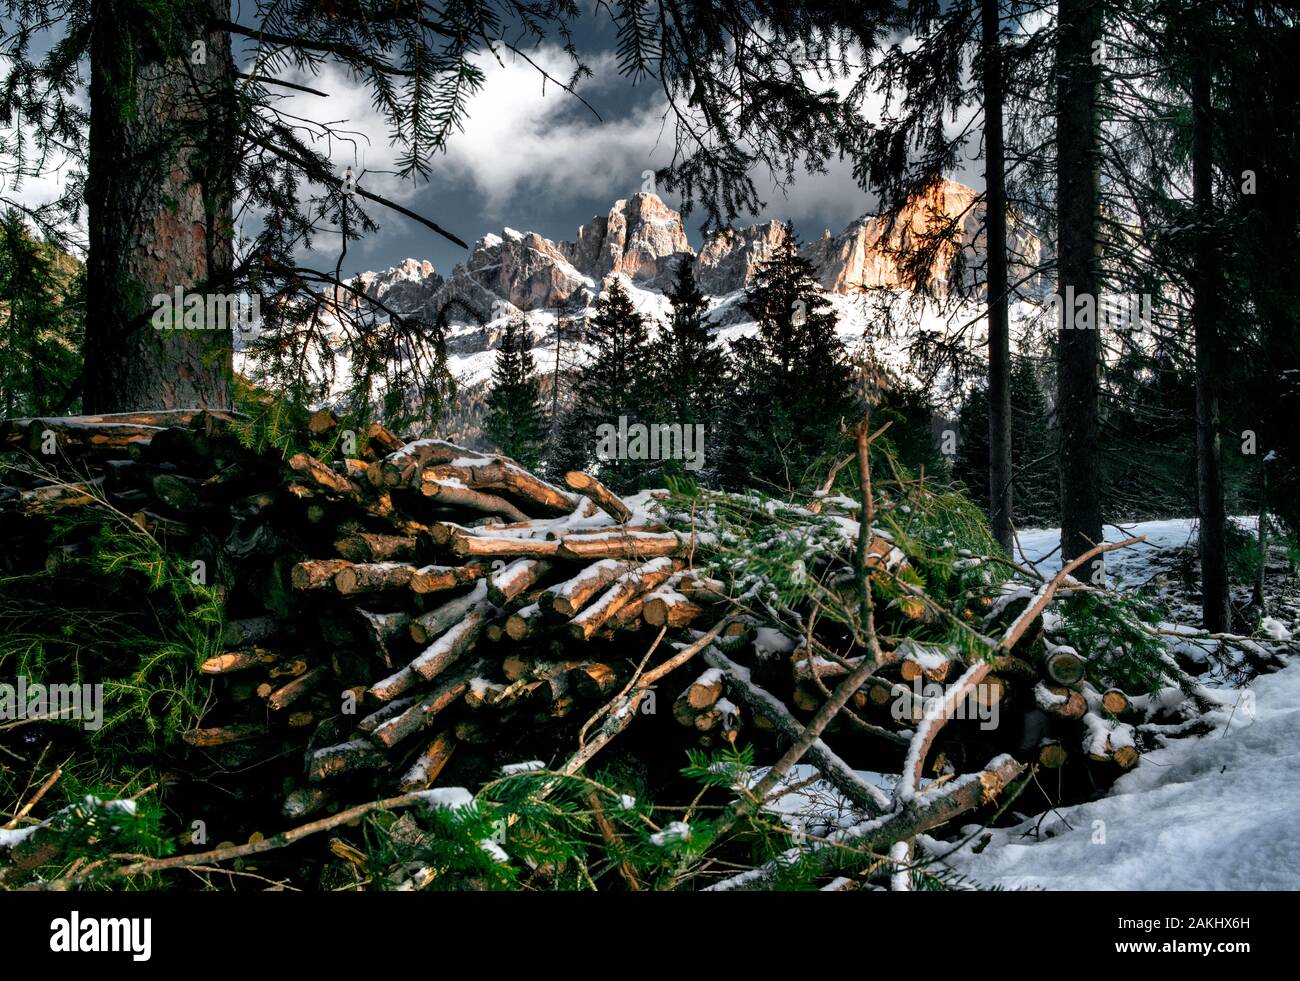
[269,15,907,280]
[3,8,984,281]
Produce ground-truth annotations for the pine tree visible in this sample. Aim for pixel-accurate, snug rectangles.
[652,258,727,484]
[575,278,656,491]
[0,211,83,418]
[721,225,857,492]
[484,318,545,470]
[954,358,1058,529]
[1055,0,1106,584]
[1010,358,1059,527]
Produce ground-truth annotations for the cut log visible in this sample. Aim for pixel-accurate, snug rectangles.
[505,603,545,641]
[563,470,633,522]
[684,668,724,710]
[1,416,165,454]
[409,581,490,645]
[307,738,387,782]
[571,662,620,699]
[1102,688,1131,716]
[356,696,420,735]
[410,562,487,595]
[558,530,685,561]
[1037,738,1069,769]
[371,438,465,489]
[292,559,353,591]
[569,557,682,641]
[643,589,703,628]
[369,660,487,749]
[287,452,355,497]
[199,648,278,675]
[334,562,417,596]
[18,479,103,511]
[677,575,728,605]
[410,606,490,681]
[487,558,552,606]
[420,475,529,522]
[334,532,417,563]
[449,532,562,560]
[182,723,266,747]
[899,647,953,683]
[1044,647,1087,686]
[539,559,633,618]
[369,666,421,703]
[399,732,458,791]
[365,422,405,458]
[1036,682,1088,720]
[266,665,328,711]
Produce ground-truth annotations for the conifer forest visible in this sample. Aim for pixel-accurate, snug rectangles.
[0,0,1296,944]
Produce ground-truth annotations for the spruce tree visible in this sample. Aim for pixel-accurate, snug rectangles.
[652,258,727,484]
[575,278,656,491]
[0,211,83,418]
[954,358,1059,529]
[1010,358,1059,528]
[721,225,857,492]
[484,318,545,470]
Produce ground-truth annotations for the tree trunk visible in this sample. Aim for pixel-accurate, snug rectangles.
[982,0,1013,554]
[83,0,234,412]
[1054,0,1105,583]
[1191,19,1232,633]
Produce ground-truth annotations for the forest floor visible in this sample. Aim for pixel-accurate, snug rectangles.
[758,516,1300,890]
[942,653,1300,888]
[949,517,1299,889]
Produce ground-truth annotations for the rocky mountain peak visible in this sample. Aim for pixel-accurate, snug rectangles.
[348,178,1021,324]
[562,191,693,286]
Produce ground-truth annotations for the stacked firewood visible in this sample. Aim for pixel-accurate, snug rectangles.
[0,409,1211,843]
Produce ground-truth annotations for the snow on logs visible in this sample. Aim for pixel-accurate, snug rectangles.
[1,410,1168,846]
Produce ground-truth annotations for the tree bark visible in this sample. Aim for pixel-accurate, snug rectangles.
[84,0,235,411]
[1055,0,1105,583]
[1191,10,1232,633]
[982,0,1014,554]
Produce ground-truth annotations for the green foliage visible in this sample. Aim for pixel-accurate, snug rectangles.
[1223,518,1263,586]
[574,278,658,492]
[719,224,859,493]
[0,210,83,418]
[484,318,546,469]
[228,375,365,462]
[1057,592,1169,696]
[954,357,1059,528]
[0,794,173,889]
[650,258,728,485]
[0,487,220,755]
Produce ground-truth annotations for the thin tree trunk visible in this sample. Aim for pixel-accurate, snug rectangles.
[1191,18,1232,632]
[83,0,234,412]
[1253,467,1267,615]
[982,0,1013,554]
[1054,0,1105,583]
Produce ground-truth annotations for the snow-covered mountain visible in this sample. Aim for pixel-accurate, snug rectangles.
[244,179,1045,426]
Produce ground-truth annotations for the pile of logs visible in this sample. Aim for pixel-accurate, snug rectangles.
[0,409,1218,881]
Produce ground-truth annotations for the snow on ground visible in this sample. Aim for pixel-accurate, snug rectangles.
[941,654,1300,889]
[1015,516,1256,587]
